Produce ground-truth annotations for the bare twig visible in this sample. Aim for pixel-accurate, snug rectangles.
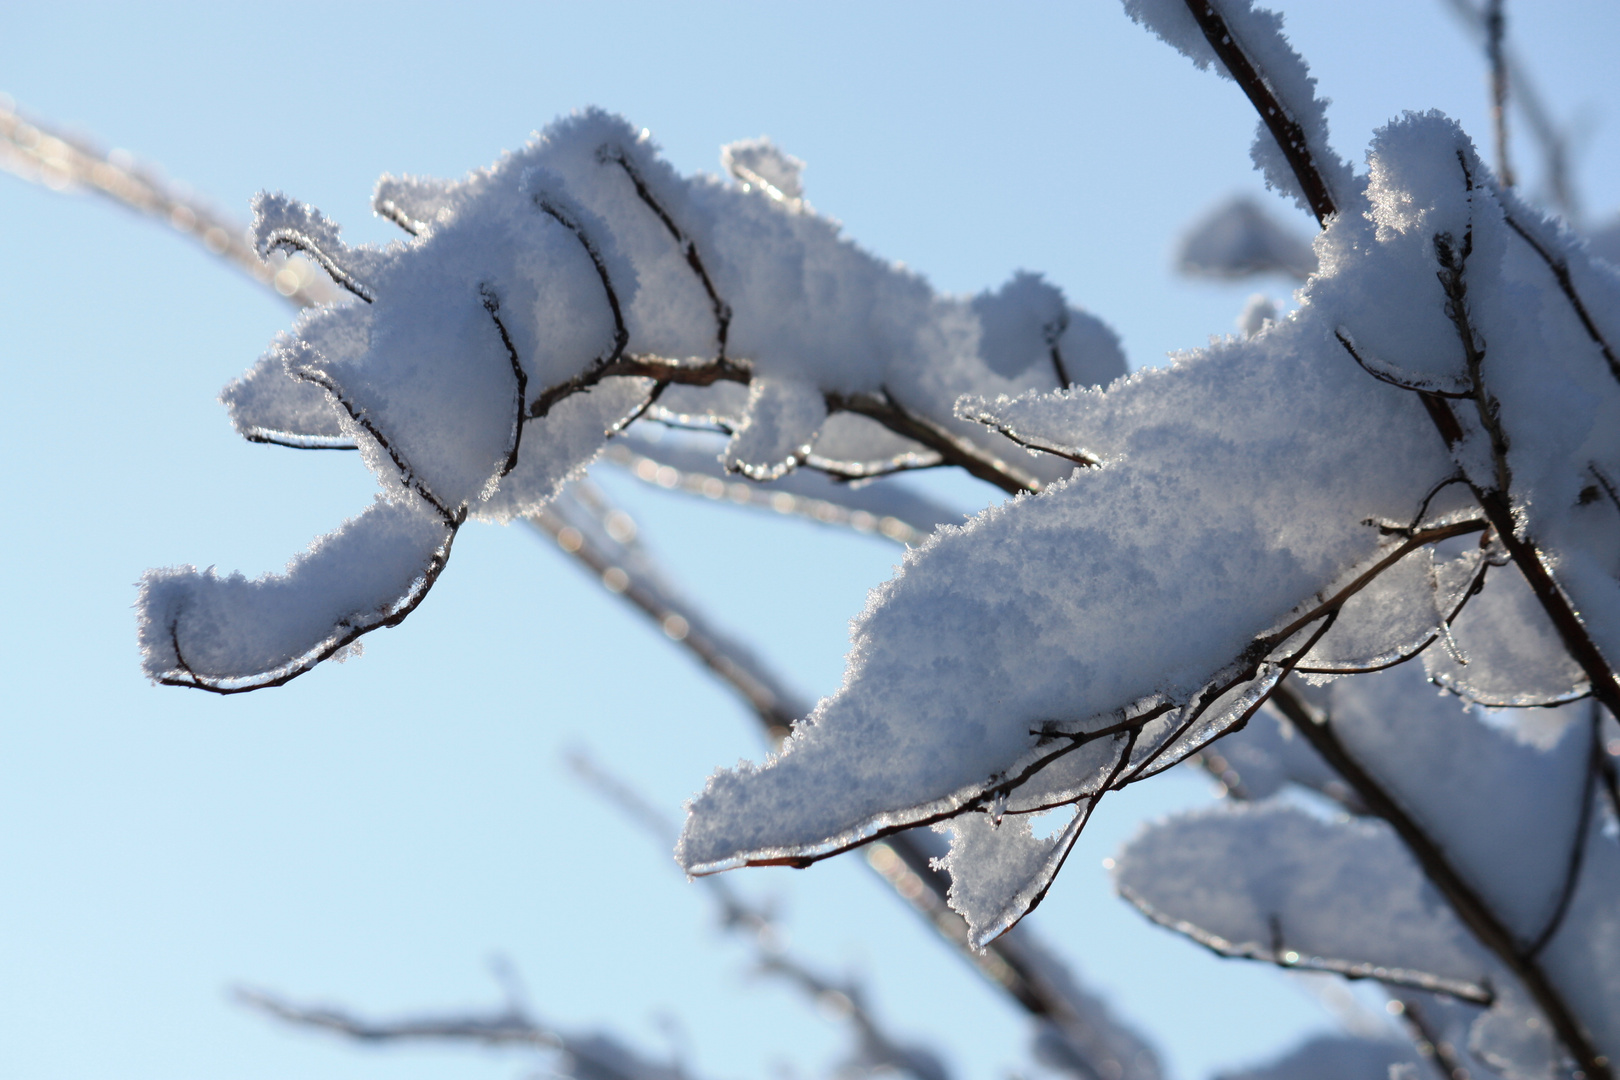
[1485,0,1516,188]
[1440,0,1576,220]
[566,750,950,1080]
[602,438,955,547]
[1178,0,1338,225]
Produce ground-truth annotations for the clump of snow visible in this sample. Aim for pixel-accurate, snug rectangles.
[150,110,1126,689]
[1178,196,1317,281]
[139,498,453,690]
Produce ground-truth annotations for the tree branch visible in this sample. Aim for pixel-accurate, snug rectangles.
[1268,682,1610,1080]
[1179,0,1338,224]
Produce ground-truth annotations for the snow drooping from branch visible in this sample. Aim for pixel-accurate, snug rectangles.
[679,291,1457,877]
[677,110,1620,969]
[1124,662,1618,1078]
[138,498,454,692]
[1116,800,1498,999]
[934,804,1090,948]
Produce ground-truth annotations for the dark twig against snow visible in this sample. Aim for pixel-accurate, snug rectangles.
[1184,25,1618,1071]
[160,521,461,695]
[530,484,1159,1080]
[479,285,528,479]
[1499,213,1620,384]
[1179,0,1338,225]
[1525,711,1604,958]
[599,143,733,361]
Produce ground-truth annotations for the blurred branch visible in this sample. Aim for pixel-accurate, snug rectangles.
[567,750,950,1080]
[5,98,1158,1080]
[1484,0,1516,188]
[1439,0,1577,221]
[0,94,341,307]
[537,484,1161,1080]
[236,983,690,1080]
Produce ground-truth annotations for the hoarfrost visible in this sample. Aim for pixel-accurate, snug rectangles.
[138,498,453,691]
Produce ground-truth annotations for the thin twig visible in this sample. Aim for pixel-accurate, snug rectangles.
[1178,0,1337,224]
[1486,0,1516,187]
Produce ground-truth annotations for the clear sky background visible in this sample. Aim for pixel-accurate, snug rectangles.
[2,3,1618,1080]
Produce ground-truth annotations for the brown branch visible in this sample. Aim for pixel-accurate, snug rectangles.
[1179,0,1337,225]
[533,193,630,371]
[1486,0,1516,188]
[830,389,1042,496]
[1500,213,1620,384]
[532,488,1143,1079]
[1268,682,1609,1080]
[1526,707,1603,957]
[161,517,462,695]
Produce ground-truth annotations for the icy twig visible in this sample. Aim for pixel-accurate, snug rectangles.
[603,436,960,547]
[0,96,339,308]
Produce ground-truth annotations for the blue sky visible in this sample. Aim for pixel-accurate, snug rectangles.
[2,3,1618,1079]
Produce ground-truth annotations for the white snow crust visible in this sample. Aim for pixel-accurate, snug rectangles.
[146,110,1125,688]
[678,110,1620,984]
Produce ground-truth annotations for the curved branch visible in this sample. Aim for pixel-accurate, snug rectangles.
[598,144,732,360]
[161,516,462,695]
[479,285,527,479]
[1179,0,1337,225]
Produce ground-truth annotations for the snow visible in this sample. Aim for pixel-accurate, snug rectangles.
[677,111,1620,1034]
[723,377,828,480]
[1115,800,1496,998]
[1177,196,1317,280]
[145,110,1127,688]
[1122,660,1619,1079]
[680,291,1456,877]
[933,804,1089,947]
[138,498,453,691]
[1120,0,1354,216]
